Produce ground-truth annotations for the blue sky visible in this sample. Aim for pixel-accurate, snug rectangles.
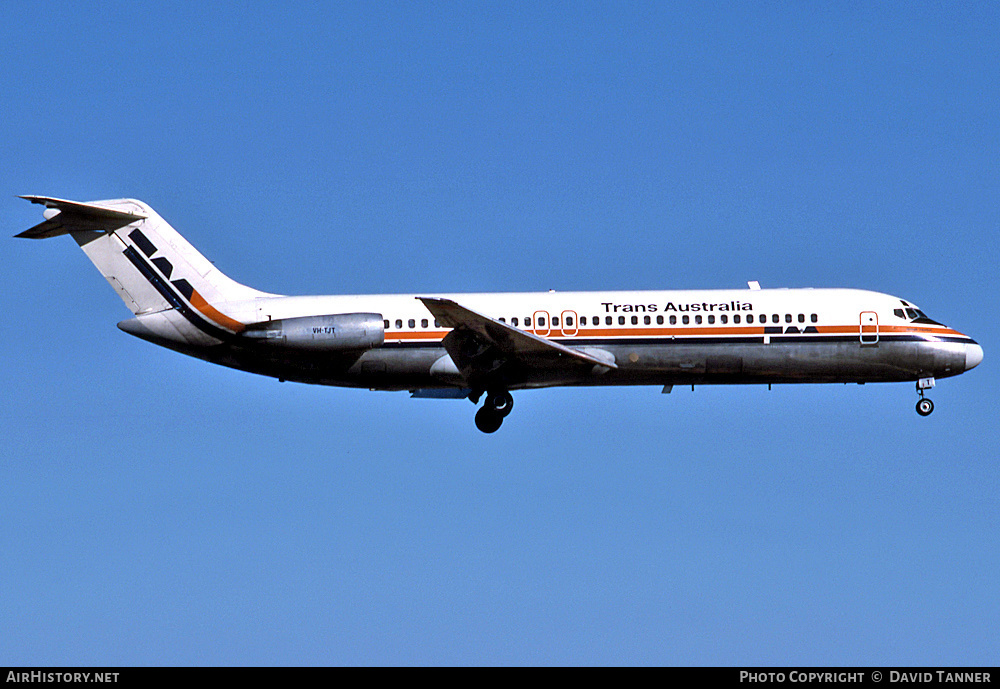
[2,1,997,665]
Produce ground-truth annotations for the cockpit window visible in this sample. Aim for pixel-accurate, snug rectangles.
[912,309,944,325]
[900,307,945,326]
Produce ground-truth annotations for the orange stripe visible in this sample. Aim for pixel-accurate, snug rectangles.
[390,330,451,340]
[881,324,964,337]
[190,289,245,333]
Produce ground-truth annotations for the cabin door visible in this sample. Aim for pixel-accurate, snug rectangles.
[532,310,551,336]
[860,311,879,345]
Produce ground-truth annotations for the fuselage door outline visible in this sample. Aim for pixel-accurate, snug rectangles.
[533,310,551,337]
[860,310,879,345]
[560,310,578,337]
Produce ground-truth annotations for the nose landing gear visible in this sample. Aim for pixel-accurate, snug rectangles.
[474,390,514,433]
[915,377,935,416]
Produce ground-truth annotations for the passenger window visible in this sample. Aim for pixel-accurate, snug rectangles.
[746,315,753,324]
[499,317,506,323]
[798,314,805,323]
[785,314,792,323]
[566,316,573,326]
[525,317,531,326]
[734,314,740,324]
[720,315,727,324]
[538,317,545,326]
[656,315,663,325]
[772,314,780,323]
[682,315,690,325]
[669,315,677,325]
[643,315,650,325]
[631,316,638,325]
[383,320,389,329]
[408,319,415,328]
[811,314,818,323]
[552,317,559,326]
[695,315,702,324]
[421,319,428,328]
[708,315,715,324]
[512,317,518,326]
[395,319,403,329]
[618,316,626,325]
[606,316,613,325]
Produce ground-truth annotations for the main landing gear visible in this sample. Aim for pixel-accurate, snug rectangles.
[474,390,514,433]
[915,377,935,417]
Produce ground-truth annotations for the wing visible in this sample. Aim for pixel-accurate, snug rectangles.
[418,297,616,390]
[15,196,146,239]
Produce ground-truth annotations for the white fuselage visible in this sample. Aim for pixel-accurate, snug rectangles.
[121,286,981,392]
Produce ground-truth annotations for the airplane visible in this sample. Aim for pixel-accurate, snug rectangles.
[17,195,983,433]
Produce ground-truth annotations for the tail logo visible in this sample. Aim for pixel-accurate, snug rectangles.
[125,228,245,337]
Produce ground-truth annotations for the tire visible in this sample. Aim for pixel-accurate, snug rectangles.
[475,406,504,433]
[486,391,514,417]
[916,398,934,416]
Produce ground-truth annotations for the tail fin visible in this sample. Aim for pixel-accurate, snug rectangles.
[18,196,271,342]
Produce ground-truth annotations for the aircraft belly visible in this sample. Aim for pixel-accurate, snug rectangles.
[206,338,963,390]
[922,341,968,379]
[346,348,445,389]
[578,340,933,386]
[342,340,931,390]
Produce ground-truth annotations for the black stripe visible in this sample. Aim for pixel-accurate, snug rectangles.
[172,279,194,300]
[128,229,157,257]
[152,257,173,278]
[569,336,765,346]
[122,246,233,342]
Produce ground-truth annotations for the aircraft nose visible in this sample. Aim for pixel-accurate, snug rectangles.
[965,342,984,371]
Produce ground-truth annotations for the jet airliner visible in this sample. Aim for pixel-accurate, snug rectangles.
[17,196,983,433]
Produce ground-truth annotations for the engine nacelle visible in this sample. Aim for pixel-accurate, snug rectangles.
[242,313,384,351]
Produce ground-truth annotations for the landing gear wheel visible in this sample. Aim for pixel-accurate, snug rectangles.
[916,398,934,416]
[475,406,504,433]
[485,390,514,417]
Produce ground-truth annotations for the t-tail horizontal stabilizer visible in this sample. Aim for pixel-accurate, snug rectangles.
[16,196,147,239]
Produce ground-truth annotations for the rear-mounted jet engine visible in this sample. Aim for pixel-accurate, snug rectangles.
[242,313,384,351]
